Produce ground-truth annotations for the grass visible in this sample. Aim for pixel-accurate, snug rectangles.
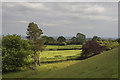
[27,50,81,63]
[42,47,118,78]
[45,45,82,50]
[2,47,118,78]
[39,50,81,62]
[2,60,80,78]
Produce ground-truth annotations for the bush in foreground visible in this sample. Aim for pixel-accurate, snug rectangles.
[2,34,32,72]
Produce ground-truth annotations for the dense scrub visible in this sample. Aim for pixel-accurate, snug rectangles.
[2,34,32,72]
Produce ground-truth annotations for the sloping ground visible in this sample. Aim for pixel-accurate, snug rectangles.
[42,47,118,78]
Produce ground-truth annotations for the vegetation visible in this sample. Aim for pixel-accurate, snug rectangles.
[2,34,32,72]
[42,36,56,45]
[70,33,86,45]
[45,45,82,50]
[26,22,46,69]
[92,36,101,41]
[2,22,119,78]
[42,47,118,78]
[81,40,106,58]
[3,47,118,78]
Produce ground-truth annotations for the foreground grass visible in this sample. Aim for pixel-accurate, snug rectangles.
[2,60,80,78]
[43,47,118,78]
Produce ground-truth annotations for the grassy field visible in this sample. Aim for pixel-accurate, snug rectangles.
[27,50,82,63]
[2,47,118,78]
[45,45,82,50]
[39,50,81,62]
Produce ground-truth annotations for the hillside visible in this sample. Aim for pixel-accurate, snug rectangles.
[42,47,118,78]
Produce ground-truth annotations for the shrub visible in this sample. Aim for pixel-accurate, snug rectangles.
[81,40,106,58]
[98,39,119,50]
[2,34,32,72]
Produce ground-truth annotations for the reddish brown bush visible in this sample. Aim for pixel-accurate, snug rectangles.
[81,40,106,57]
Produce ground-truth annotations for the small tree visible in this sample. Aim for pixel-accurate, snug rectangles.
[26,22,45,69]
[81,40,106,58]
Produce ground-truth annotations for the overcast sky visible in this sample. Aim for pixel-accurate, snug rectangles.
[2,2,118,38]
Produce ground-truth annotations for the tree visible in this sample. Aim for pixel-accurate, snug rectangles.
[2,34,31,72]
[42,36,56,45]
[70,33,86,45]
[57,36,66,43]
[81,40,106,58]
[26,22,46,69]
[92,36,101,41]
[70,36,77,44]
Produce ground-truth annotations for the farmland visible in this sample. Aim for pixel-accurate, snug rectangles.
[45,45,82,50]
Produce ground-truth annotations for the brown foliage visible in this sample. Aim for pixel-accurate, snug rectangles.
[81,40,106,57]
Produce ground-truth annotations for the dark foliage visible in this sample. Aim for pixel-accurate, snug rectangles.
[81,40,106,58]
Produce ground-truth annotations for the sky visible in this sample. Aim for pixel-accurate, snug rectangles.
[2,2,118,38]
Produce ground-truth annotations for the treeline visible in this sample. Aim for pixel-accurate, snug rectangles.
[42,33,86,45]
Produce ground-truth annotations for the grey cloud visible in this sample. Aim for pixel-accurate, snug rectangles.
[2,2,118,38]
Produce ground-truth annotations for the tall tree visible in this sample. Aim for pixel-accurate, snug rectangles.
[76,33,86,44]
[26,22,45,69]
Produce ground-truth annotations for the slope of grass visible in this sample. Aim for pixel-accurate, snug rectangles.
[42,47,118,78]
[2,60,80,78]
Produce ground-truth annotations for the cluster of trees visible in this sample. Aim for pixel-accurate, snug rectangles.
[2,22,46,72]
[91,36,119,51]
[42,33,86,45]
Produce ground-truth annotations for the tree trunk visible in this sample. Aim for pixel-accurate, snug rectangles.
[38,53,40,66]
[34,51,37,69]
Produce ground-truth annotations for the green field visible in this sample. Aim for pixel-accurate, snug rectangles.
[45,45,82,50]
[2,47,118,78]
[39,50,81,62]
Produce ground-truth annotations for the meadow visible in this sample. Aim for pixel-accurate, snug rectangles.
[45,45,82,50]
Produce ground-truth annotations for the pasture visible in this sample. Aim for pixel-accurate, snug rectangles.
[45,45,82,50]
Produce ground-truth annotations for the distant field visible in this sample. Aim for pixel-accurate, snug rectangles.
[45,45,82,50]
[27,50,81,63]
